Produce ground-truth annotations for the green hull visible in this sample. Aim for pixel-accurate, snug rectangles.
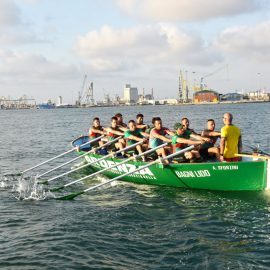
[82,153,269,191]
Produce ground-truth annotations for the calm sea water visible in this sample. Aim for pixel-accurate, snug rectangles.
[1,103,270,269]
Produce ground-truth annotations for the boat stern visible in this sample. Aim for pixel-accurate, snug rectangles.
[267,160,270,190]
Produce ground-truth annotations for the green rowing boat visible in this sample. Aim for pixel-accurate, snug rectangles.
[73,136,270,191]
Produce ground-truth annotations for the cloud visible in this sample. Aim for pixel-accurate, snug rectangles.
[0,30,47,45]
[115,0,261,21]
[74,24,222,72]
[0,0,22,27]
[0,49,79,81]
[216,20,270,61]
[0,0,47,46]
[0,49,82,102]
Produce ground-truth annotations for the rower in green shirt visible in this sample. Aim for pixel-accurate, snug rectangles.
[124,120,149,160]
[172,125,204,162]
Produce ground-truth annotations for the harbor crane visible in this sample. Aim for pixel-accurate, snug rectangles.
[76,74,87,106]
[76,74,95,106]
[178,69,189,102]
[200,64,228,91]
[84,82,95,106]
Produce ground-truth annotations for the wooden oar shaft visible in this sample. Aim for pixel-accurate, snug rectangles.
[235,153,270,160]
[21,137,100,174]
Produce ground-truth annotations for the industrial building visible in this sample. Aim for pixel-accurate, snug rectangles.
[123,84,138,103]
[193,90,219,103]
[246,90,270,101]
[0,95,36,109]
[221,93,243,102]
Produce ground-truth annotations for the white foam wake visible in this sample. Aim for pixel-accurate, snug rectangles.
[12,175,53,201]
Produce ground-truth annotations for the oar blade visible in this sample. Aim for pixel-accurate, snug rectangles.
[37,180,49,185]
[3,172,22,177]
[56,191,84,200]
[49,186,65,192]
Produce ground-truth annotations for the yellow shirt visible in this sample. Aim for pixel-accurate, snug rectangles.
[221,125,241,158]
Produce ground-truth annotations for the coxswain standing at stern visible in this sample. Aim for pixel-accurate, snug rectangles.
[220,113,242,162]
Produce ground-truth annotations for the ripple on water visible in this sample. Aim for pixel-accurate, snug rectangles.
[1,105,270,269]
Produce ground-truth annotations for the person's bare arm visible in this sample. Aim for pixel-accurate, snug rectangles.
[220,137,226,161]
[127,135,145,142]
[141,132,150,138]
[191,133,211,142]
[167,130,175,136]
[118,126,128,132]
[90,127,107,135]
[176,137,202,145]
[137,124,148,130]
[107,127,124,136]
[201,130,221,137]
[153,132,172,143]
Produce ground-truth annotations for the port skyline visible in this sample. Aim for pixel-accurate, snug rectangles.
[0,1,269,106]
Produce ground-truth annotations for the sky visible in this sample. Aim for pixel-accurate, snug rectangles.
[0,0,269,103]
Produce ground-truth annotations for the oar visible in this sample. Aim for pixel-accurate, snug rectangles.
[50,143,168,192]
[39,140,143,185]
[35,136,119,179]
[21,135,104,175]
[235,153,270,160]
[37,137,120,184]
[244,144,270,157]
[258,150,270,157]
[56,145,194,200]
[6,143,94,177]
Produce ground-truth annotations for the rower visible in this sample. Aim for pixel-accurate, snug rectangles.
[124,120,149,160]
[145,117,156,134]
[115,113,128,130]
[136,113,149,132]
[149,117,175,163]
[89,117,107,147]
[106,116,125,156]
[172,125,203,162]
[174,117,198,135]
[199,119,221,161]
[175,117,211,144]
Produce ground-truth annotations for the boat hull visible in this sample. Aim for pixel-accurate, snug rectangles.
[82,153,268,191]
[72,136,268,191]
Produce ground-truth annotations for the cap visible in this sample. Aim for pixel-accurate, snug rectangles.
[174,123,184,130]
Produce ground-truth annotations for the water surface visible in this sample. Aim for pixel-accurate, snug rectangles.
[1,103,270,269]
